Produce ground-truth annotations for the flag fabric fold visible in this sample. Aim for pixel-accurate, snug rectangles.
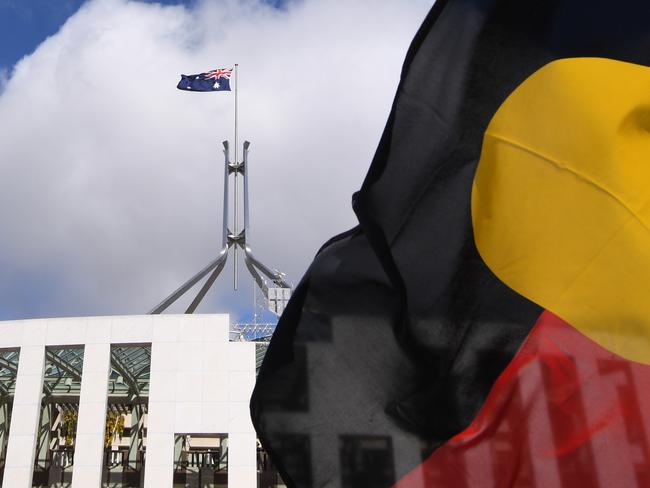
[177,67,233,92]
[251,1,650,487]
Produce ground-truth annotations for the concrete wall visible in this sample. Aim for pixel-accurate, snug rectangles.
[0,315,256,488]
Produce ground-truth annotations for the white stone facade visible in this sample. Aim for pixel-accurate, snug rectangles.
[0,314,256,487]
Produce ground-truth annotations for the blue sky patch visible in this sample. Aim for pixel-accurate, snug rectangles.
[0,0,286,74]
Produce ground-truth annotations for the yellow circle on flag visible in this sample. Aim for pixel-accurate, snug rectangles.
[472,57,650,364]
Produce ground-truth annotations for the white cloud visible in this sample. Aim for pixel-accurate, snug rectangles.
[0,0,433,320]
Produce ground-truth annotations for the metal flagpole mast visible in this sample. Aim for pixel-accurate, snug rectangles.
[233,63,239,290]
[150,63,293,316]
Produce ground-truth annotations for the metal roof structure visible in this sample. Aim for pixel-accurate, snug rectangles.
[107,345,151,400]
[255,343,269,375]
[33,345,151,406]
[230,322,275,342]
[0,350,19,398]
[42,347,84,399]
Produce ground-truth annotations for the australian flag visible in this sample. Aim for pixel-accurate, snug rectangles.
[177,67,233,92]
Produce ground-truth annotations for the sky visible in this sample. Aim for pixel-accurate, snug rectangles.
[0,0,433,322]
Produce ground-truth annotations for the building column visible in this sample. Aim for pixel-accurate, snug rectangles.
[227,342,257,487]
[143,341,176,488]
[71,343,110,488]
[3,345,45,487]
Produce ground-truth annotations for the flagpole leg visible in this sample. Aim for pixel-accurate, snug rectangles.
[233,63,239,291]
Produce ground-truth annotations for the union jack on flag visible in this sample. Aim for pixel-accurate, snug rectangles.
[177,67,233,92]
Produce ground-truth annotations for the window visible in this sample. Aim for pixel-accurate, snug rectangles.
[32,346,85,488]
[102,344,151,488]
[0,349,19,487]
[173,433,228,488]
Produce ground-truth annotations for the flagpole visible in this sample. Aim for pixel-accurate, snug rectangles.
[233,63,239,291]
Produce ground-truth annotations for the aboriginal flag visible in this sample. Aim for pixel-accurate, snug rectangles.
[251,1,650,487]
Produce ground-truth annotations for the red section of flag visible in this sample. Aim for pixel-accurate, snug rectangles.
[395,311,650,487]
[204,68,232,80]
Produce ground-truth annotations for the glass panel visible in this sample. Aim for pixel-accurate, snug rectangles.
[256,439,287,488]
[173,434,228,488]
[0,349,20,486]
[102,344,151,488]
[32,346,85,488]
[339,435,395,488]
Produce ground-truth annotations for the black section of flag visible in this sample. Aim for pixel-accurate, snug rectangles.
[251,1,650,486]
